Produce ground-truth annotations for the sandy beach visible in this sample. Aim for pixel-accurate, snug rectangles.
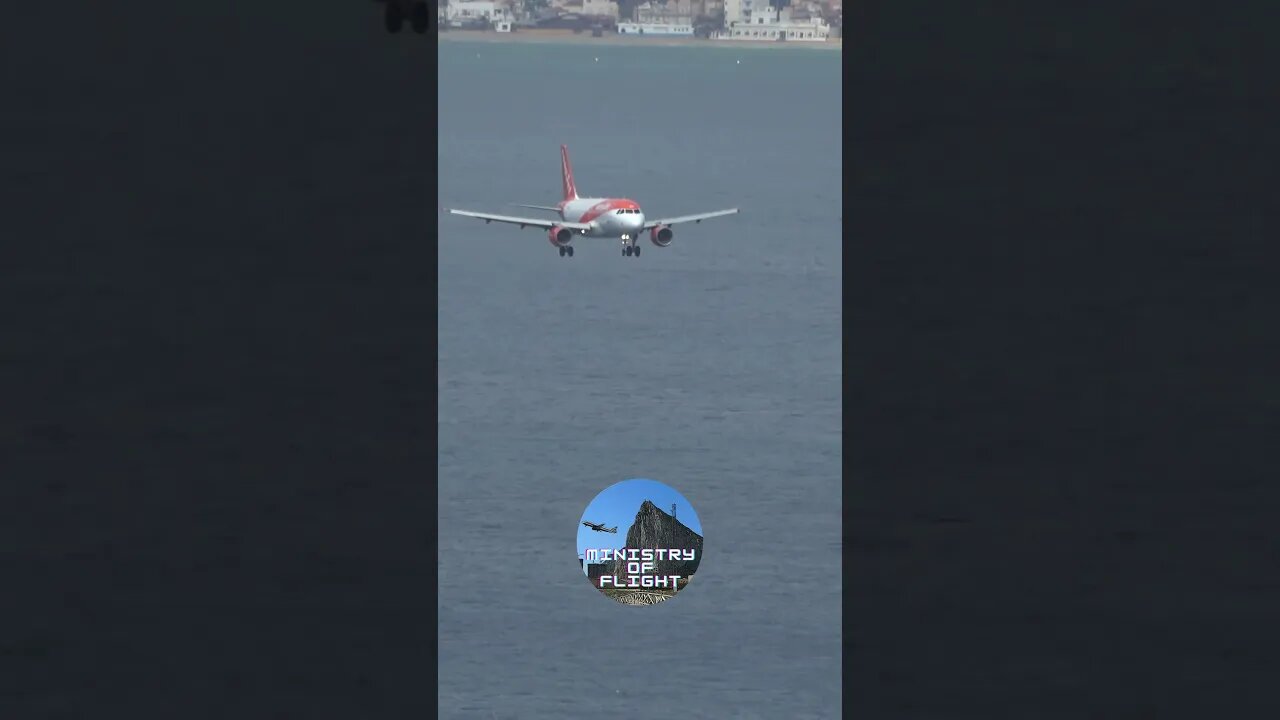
[438,28,842,51]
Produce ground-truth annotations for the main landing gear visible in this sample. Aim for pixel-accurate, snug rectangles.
[558,246,575,258]
[621,235,641,258]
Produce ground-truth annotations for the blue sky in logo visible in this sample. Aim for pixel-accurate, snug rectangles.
[576,478,703,560]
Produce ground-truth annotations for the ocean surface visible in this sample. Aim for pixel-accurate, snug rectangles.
[438,41,843,718]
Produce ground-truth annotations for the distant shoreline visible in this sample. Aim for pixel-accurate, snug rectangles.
[438,28,842,51]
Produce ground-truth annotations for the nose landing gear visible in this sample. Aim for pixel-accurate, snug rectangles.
[621,235,641,258]
[558,246,575,258]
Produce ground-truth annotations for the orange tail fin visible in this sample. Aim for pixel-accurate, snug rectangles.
[560,144,578,202]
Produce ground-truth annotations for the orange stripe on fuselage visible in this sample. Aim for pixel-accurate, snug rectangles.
[570,198,642,224]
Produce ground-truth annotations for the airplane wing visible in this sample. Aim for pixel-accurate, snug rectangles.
[643,208,738,230]
[449,209,591,231]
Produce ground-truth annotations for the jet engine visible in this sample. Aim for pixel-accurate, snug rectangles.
[649,225,674,247]
[548,226,573,247]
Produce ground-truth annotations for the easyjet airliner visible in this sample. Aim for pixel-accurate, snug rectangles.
[447,145,739,258]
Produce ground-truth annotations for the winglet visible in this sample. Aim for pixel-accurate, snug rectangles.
[560,144,578,202]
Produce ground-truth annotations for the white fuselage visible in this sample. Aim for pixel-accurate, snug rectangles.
[558,197,647,239]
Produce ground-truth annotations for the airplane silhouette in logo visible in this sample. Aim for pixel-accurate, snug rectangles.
[582,521,617,533]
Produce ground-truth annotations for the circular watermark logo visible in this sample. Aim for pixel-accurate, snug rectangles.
[576,478,704,606]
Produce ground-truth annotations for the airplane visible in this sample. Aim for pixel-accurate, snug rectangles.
[374,0,430,34]
[446,145,739,258]
[582,521,618,533]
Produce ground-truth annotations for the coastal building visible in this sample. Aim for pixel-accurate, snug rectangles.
[723,0,757,26]
[791,0,825,17]
[636,0,694,23]
[716,4,830,41]
[617,21,694,35]
[618,0,695,35]
[546,0,615,26]
[581,0,620,21]
[445,0,514,28]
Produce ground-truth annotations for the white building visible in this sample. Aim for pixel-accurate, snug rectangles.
[446,0,514,28]
[723,0,759,25]
[617,21,694,35]
[645,0,697,17]
[581,0,620,20]
[716,4,829,41]
[633,1,692,24]
[619,0,694,35]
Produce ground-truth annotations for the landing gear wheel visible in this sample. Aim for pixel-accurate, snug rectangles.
[567,246,574,257]
[385,2,404,33]
[624,246,632,256]
[558,246,566,257]
[411,2,429,33]
[634,245,641,257]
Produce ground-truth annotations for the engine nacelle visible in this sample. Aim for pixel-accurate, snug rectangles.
[547,226,573,247]
[649,225,674,247]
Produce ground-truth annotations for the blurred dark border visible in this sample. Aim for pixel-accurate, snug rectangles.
[844,2,1278,716]
[4,3,439,715]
